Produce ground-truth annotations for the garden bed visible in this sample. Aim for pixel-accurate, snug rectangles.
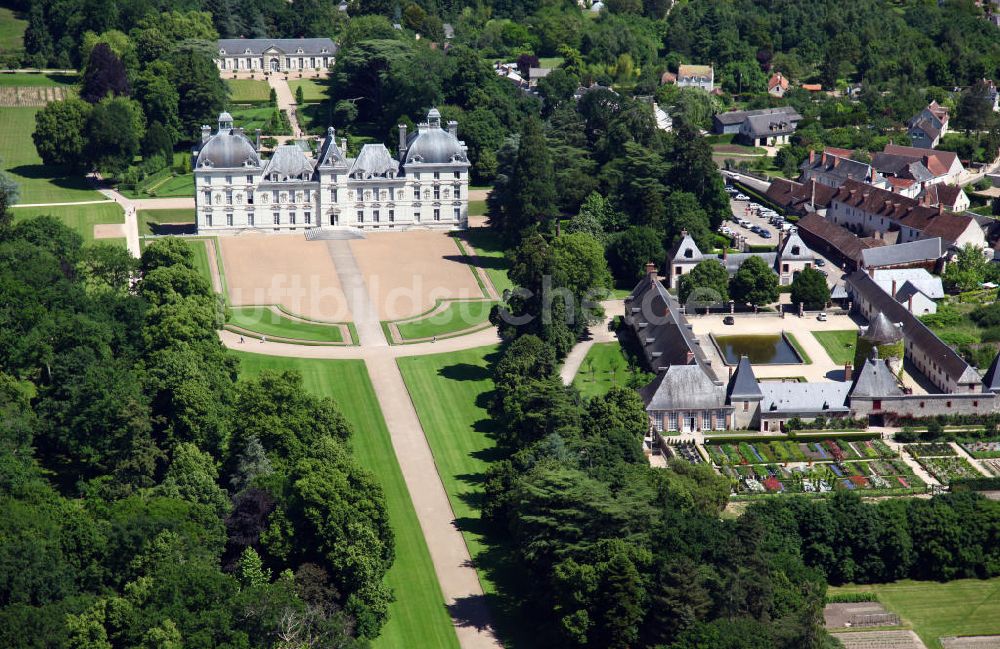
[915,456,982,485]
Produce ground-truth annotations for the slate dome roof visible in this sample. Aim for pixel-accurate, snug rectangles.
[405,128,468,165]
[197,130,260,168]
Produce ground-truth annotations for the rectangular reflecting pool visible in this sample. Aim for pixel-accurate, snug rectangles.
[712,333,803,365]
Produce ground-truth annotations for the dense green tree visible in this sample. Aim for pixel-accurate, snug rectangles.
[606,226,664,285]
[85,96,145,175]
[678,259,729,305]
[0,168,19,228]
[33,99,92,169]
[943,243,988,292]
[80,43,129,103]
[537,68,580,115]
[790,266,830,310]
[168,46,227,140]
[501,116,557,240]
[730,256,779,306]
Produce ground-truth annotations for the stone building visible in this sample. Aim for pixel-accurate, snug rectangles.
[192,108,470,233]
[667,230,816,290]
[214,38,338,73]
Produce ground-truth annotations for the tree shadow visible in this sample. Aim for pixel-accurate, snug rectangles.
[148,222,196,235]
[438,362,490,382]
[442,252,508,273]
[9,164,92,191]
[446,593,497,635]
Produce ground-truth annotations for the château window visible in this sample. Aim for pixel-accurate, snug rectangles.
[246,175,253,183]
[454,171,460,179]
[357,210,364,223]
[207,214,213,226]
[434,186,440,200]
[273,212,280,225]
[248,213,255,225]
[388,209,394,222]
[226,213,233,226]
[226,191,233,205]
[434,208,440,221]
[373,209,380,222]
[290,212,296,224]
[454,207,460,220]
[305,212,311,224]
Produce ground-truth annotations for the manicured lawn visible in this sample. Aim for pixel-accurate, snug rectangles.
[813,330,858,365]
[148,173,194,197]
[12,202,124,242]
[395,300,495,341]
[461,228,512,295]
[398,347,538,648]
[289,78,328,102]
[0,107,104,203]
[0,5,27,54]
[233,353,460,649]
[571,342,635,399]
[138,208,195,235]
[225,79,271,103]
[537,56,564,68]
[828,578,1000,649]
[184,239,213,289]
[0,72,76,86]
[228,105,292,135]
[784,332,813,364]
[468,199,486,216]
[227,306,347,343]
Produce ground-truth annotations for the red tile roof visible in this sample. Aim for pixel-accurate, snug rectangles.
[768,73,789,91]
[883,143,958,177]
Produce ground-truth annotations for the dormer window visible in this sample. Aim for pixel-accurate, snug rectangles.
[244,48,252,54]
[684,249,693,259]
[296,48,304,54]
[219,49,226,55]
[791,246,800,255]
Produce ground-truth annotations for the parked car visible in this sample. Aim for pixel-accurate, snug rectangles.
[815,259,826,267]
[738,219,752,228]
[759,230,773,239]
[736,193,749,201]
[723,315,735,325]
[817,312,828,322]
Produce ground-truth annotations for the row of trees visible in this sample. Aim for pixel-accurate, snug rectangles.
[0,217,393,645]
[32,12,227,175]
[679,259,831,310]
[479,334,835,648]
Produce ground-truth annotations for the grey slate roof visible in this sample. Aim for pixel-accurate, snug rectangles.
[873,268,943,299]
[894,281,935,308]
[317,128,348,168]
[350,144,398,178]
[778,231,815,261]
[639,365,729,411]
[262,145,314,180]
[872,153,934,182]
[847,271,981,385]
[196,128,260,169]
[849,358,904,399]
[724,252,777,274]
[860,238,943,268]
[744,112,798,138]
[217,38,337,56]
[861,311,904,344]
[669,234,704,263]
[714,106,800,126]
[799,152,885,186]
[727,355,762,401]
[404,125,469,165]
[983,352,1000,392]
[759,381,851,415]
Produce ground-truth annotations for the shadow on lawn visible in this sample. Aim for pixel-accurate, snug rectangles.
[438,362,490,382]
[148,222,196,235]
[9,164,93,191]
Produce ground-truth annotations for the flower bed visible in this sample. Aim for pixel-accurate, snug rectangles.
[917,456,982,485]
[706,438,895,466]
[904,443,956,458]
[725,458,922,495]
[961,440,1000,459]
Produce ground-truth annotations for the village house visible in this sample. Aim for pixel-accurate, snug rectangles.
[799,149,888,189]
[764,178,837,217]
[667,230,816,290]
[826,179,984,250]
[907,101,950,148]
[767,72,789,97]
[675,64,714,92]
[214,38,337,73]
[921,183,971,212]
[711,106,802,146]
[796,212,889,271]
[872,143,966,192]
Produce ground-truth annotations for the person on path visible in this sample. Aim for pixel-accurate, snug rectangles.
[432,336,436,343]
[261,335,266,343]
[239,336,245,344]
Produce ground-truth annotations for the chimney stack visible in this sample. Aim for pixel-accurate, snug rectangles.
[447,120,458,137]
[685,351,695,364]
[341,138,348,155]
[844,363,853,382]
[809,149,815,164]
[891,279,897,296]
[645,262,657,278]
[908,295,914,312]
[398,123,407,158]
[255,128,262,151]
[201,125,211,143]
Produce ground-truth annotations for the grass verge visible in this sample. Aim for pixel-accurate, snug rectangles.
[233,353,460,649]
[13,202,123,243]
[394,300,496,341]
[813,330,858,366]
[138,208,195,235]
[785,332,813,364]
[225,79,271,103]
[289,78,328,102]
[461,227,512,295]
[571,341,639,399]
[398,346,539,649]
[828,578,1000,649]
[227,306,347,343]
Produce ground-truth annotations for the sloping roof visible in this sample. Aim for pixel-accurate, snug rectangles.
[873,268,943,299]
[639,365,728,411]
[871,153,934,182]
[983,352,1000,392]
[765,178,837,215]
[779,231,815,261]
[743,112,799,138]
[196,127,260,169]
[768,73,789,91]
[714,106,800,127]
[349,144,397,178]
[861,311,904,344]
[908,118,942,142]
[759,381,851,415]
[801,83,822,92]
[860,238,943,268]
[847,271,980,385]
[727,355,762,400]
[923,183,966,209]
[217,38,337,56]
[723,252,777,274]
[800,151,881,185]
[894,281,935,307]
[669,234,704,263]
[316,128,348,168]
[262,145,314,180]
[831,179,976,246]
[797,212,887,264]
[850,358,904,398]
[883,143,961,177]
[678,64,713,77]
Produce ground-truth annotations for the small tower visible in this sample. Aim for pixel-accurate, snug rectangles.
[855,312,904,375]
[218,111,234,131]
[427,107,441,129]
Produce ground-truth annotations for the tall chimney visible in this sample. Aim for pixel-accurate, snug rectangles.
[908,295,914,312]
[891,279,897,296]
[341,138,348,155]
[447,120,458,137]
[255,128,262,151]
[645,261,657,278]
[201,125,211,143]
[398,123,407,158]
[844,363,853,382]
[685,351,695,364]
[809,149,815,163]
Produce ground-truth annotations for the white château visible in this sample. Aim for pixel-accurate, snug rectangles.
[192,108,470,233]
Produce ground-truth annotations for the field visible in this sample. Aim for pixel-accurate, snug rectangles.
[814,330,858,365]
[0,72,76,87]
[227,306,348,343]
[234,353,460,649]
[0,107,104,203]
[225,79,271,103]
[461,228,513,295]
[12,202,124,242]
[393,300,495,341]
[0,5,26,54]
[572,341,640,399]
[138,208,195,235]
[829,578,1000,649]
[289,78,328,102]
[228,105,291,135]
[397,346,537,648]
